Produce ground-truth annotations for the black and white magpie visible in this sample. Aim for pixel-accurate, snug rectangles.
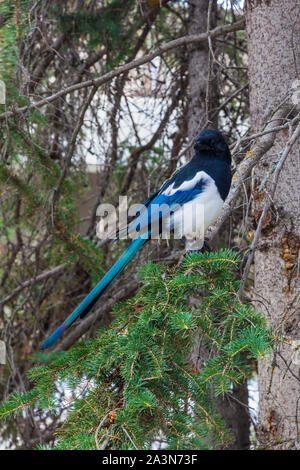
[42,129,231,349]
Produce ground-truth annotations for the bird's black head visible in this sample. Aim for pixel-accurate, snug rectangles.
[194,129,231,164]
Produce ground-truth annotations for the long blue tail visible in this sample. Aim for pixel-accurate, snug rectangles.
[41,235,149,349]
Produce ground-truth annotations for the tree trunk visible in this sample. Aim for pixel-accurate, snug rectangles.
[246,0,300,449]
[188,0,250,449]
[187,0,218,140]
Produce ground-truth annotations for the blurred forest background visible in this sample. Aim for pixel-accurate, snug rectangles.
[0,0,299,450]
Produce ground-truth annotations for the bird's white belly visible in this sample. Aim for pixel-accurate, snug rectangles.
[163,175,224,250]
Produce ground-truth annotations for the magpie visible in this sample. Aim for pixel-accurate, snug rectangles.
[41,129,231,349]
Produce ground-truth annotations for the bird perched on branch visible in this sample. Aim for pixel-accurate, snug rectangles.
[41,129,232,349]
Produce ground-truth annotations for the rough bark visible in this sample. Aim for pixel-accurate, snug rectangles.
[246,0,300,449]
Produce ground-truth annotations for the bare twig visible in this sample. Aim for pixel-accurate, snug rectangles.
[52,85,99,207]
[0,264,66,307]
[207,103,295,243]
[0,19,245,121]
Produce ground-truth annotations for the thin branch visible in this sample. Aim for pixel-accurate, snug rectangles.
[52,249,183,350]
[0,19,245,121]
[53,279,139,351]
[0,264,66,307]
[238,120,300,297]
[52,85,99,207]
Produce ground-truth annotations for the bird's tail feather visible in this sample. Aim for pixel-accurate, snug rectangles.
[41,235,149,349]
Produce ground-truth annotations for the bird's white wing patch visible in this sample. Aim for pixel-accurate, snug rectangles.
[162,170,210,197]
[167,173,224,245]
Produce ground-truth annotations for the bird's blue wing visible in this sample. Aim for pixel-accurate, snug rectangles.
[113,190,160,241]
[123,168,209,238]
